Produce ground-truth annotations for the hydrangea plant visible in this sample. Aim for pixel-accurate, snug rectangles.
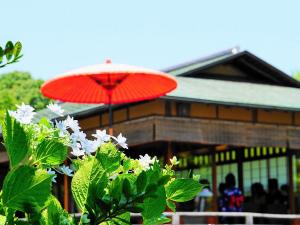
[0,103,201,225]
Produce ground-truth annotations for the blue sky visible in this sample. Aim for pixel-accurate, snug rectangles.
[2,1,300,79]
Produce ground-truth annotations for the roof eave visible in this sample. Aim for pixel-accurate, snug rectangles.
[162,95,300,112]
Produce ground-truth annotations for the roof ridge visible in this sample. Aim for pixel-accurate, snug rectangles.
[162,46,240,73]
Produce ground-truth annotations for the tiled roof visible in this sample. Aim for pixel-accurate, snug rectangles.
[168,77,300,111]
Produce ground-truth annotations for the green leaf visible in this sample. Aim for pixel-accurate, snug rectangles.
[142,186,166,220]
[39,117,52,128]
[35,139,67,166]
[113,212,130,225]
[5,208,15,225]
[109,177,123,203]
[145,183,157,195]
[136,171,147,194]
[166,178,201,202]
[143,214,171,225]
[147,163,161,185]
[0,215,6,224]
[166,200,176,212]
[122,178,131,198]
[101,212,130,225]
[13,41,22,58]
[2,111,29,168]
[158,175,170,186]
[0,47,3,63]
[71,157,107,211]
[123,158,131,171]
[4,41,14,61]
[2,165,52,212]
[97,142,121,173]
[42,196,61,225]
[42,195,73,225]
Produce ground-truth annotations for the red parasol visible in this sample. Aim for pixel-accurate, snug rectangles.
[41,59,177,134]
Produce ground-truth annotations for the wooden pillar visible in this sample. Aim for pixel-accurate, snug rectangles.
[237,149,244,192]
[212,147,217,211]
[63,174,69,211]
[288,151,296,213]
[166,142,173,164]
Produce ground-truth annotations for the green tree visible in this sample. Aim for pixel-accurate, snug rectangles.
[0,71,51,120]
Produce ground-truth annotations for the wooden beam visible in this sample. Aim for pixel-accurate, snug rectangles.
[155,116,294,148]
[215,145,227,151]
[85,116,300,148]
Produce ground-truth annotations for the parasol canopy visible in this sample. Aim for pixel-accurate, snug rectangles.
[41,59,177,104]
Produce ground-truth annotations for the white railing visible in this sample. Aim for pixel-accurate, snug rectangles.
[74,212,300,224]
[132,211,300,224]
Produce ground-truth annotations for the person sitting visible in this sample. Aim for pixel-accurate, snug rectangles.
[221,173,244,212]
[250,182,266,211]
[280,184,289,210]
[219,173,244,224]
[266,178,287,216]
[194,179,213,212]
[267,178,283,205]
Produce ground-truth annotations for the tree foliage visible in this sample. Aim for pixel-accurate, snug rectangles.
[0,71,51,120]
[0,41,22,69]
[294,72,300,81]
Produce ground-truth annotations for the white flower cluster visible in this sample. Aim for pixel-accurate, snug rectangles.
[9,103,36,124]
[9,102,64,124]
[55,115,91,157]
[138,154,157,170]
[54,113,128,157]
[9,103,129,156]
[9,103,130,180]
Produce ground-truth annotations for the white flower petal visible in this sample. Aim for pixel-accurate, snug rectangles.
[92,130,110,144]
[55,120,68,136]
[47,103,64,116]
[64,116,81,132]
[9,103,36,124]
[47,169,57,183]
[114,133,128,149]
[60,165,73,177]
[71,148,85,157]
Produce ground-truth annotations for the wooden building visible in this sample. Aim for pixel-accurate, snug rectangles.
[2,48,300,214]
